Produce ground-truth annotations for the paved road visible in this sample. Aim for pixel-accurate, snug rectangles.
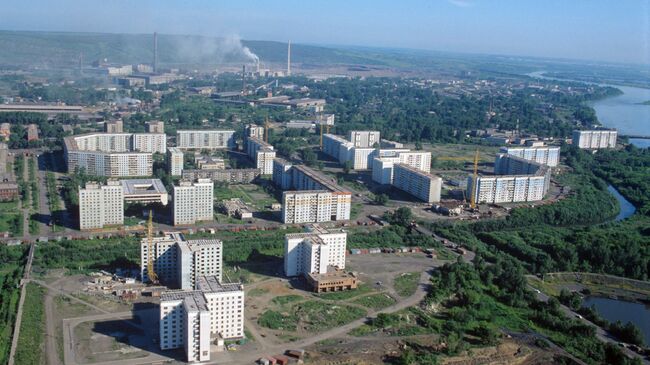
[7,243,35,365]
[44,288,62,365]
[530,285,649,364]
[36,154,52,234]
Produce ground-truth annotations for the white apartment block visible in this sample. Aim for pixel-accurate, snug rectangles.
[141,232,223,288]
[173,179,214,226]
[393,164,442,203]
[147,121,165,134]
[468,154,550,204]
[167,147,184,176]
[322,134,353,163]
[572,129,617,149]
[274,160,351,224]
[246,137,275,175]
[159,278,244,363]
[64,133,160,177]
[176,130,235,150]
[348,130,380,148]
[245,124,264,141]
[131,133,167,154]
[372,151,431,184]
[500,146,560,167]
[78,180,124,230]
[350,147,375,170]
[284,225,347,277]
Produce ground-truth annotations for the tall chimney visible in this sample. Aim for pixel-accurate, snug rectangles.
[153,32,158,73]
[287,40,291,76]
[242,65,246,95]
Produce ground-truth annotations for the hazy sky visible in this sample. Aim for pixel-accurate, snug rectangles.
[1,0,649,65]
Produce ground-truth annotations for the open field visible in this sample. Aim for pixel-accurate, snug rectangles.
[528,272,650,303]
[13,283,45,365]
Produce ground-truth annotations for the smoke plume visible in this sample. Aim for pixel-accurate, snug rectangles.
[171,34,259,64]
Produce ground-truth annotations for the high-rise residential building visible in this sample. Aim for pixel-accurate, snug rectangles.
[63,132,166,177]
[182,168,261,184]
[78,180,124,230]
[392,164,442,203]
[173,179,214,226]
[146,120,165,134]
[159,278,244,362]
[176,130,235,150]
[467,154,550,204]
[500,146,560,167]
[244,124,264,141]
[273,160,351,224]
[284,225,347,277]
[140,232,222,289]
[372,151,431,184]
[246,137,275,175]
[572,129,617,149]
[166,147,184,176]
[348,130,380,148]
[104,120,123,133]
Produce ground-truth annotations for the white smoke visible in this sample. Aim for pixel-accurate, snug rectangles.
[171,34,259,64]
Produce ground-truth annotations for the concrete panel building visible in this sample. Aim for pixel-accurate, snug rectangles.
[166,147,184,176]
[104,120,123,133]
[348,130,380,148]
[572,129,617,149]
[146,121,165,134]
[392,164,442,203]
[284,225,347,277]
[120,178,169,205]
[244,124,264,141]
[78,180,124,230]
[181,168,260,184]
[176,130,235,150]
[173,179,214,226]
[372,151,431,184]
[246,137,276,175]
[500,146,560,167]
[132,133,167,154]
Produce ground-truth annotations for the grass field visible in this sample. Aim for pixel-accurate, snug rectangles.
[394,272,420,297]
[14,283,45,365]
[352,293,397,310]
[0,246,27,364]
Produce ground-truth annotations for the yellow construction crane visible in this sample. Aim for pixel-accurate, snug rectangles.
[146,210,158,285]
[319,114,332,150]
[470,149,480,209]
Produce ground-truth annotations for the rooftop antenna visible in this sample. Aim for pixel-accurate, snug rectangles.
[287,40,291,76]
[153,32,158,73]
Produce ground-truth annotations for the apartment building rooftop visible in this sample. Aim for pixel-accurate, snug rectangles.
[196,275,243,293]
[293,164,350,194]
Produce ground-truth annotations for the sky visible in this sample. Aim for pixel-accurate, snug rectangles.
[1,0,649,65]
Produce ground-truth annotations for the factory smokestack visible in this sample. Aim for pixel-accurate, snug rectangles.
[287,40,291,76]
[153,32,158,73]
[242,64,246,95]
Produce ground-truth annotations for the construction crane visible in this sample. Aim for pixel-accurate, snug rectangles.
[146,210,158,285]
[318,114,332,150]
[470,149,480,210]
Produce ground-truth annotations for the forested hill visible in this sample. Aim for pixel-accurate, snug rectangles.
[0,30,386,68]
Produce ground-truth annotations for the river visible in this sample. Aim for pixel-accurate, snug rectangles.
[527,71,650,148]
[607,185,636,221]
[583,296,650,346]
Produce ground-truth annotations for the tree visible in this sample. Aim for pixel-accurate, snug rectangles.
[343,160,353,174]
[390,207,413,227]
[374,193,389,205]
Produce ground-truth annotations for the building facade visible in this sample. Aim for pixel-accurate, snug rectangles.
[284,225,347,277]
[181,168,260,184]
[246,137,275,175]
[166,147,184,176]
[176,130,235,150]
[348,130,380,148]
[572,129,617,149]
[147,121,165,134]
[500,146,560,167]
[173,179,214,226]
[392,164,442,203]
[78,180,124,230]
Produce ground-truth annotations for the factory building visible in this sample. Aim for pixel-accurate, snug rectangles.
[572,129,617,149]
[273,159,351,224]
[246,137,276,175]
[284,225,347,277]
[348,130,380,148]
[181,168,260,184]
[173,179,214,226]
[64,133,166,177]
[78,180,124,230]
[467,154,551,204]
[140,232,223,289]
[176,130,235,150]
[166,147,184,176]
[500,146,560,167]
[392,164,442,203]
[159,279,244,363]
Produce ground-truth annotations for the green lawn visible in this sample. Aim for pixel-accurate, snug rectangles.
[14,283,45,365]
[394,272,420,297]
[352,293,397,310]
